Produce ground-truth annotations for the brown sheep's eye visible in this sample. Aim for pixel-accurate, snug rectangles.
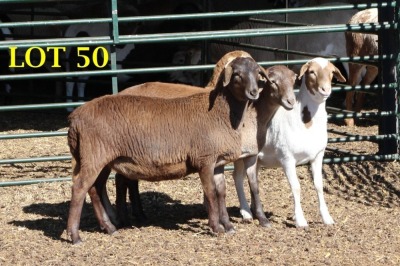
[258,73,267,82]
[233,73,242,82]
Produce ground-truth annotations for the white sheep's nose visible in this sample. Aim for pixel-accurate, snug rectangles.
[319,86,331,97]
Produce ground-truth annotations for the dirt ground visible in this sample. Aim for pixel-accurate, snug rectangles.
[0,111,399,265]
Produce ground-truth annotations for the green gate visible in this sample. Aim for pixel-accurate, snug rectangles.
[0,0,399,186]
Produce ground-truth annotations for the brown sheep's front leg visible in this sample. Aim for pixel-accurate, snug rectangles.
[115,174,147,227]
[214,166,235,233]
[126,178,147,224]
[115,173,131,227]
[199,164,225,234]
[245,156,271,227]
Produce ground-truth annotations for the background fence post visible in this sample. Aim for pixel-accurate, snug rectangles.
[378,1,399,155]
[109,0,119,94]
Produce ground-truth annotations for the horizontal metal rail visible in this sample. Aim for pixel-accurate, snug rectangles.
[0,131,67,140]
[0,2,393,31]
[328,134,400,143]
[323,153,399,163]
[0,55,395,81]
[0,102,83,111]
[0,22,394,49]
[0,155,70,164]
[1,152,398,187]
[328,111,398,119]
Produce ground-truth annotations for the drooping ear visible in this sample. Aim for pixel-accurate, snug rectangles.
[298,62,309,80]
[261,67,271,82]
[333,65,347,83]
[223,64,233,87]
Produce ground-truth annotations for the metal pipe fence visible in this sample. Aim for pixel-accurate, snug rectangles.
[0,0,399,186]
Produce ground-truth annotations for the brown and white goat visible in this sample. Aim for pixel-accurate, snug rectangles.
[66,55,266,244]
[344,8,378,126]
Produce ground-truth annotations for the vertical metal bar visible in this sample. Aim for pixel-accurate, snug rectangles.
[110,0,119,94]
[202,0,211,86]
[378,2,399,155]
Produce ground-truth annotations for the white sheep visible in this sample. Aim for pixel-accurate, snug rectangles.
[233,57,346,228]
[344,8,378,126]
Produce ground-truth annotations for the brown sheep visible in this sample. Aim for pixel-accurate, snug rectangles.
[344,8,378,126]
[98,51,254,227]
[66,55,267,244]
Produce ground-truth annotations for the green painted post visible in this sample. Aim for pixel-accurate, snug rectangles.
[110,0,119,94]
[378,1,400,155]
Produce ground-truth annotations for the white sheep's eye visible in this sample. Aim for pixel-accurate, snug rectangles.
[309,70,316,76]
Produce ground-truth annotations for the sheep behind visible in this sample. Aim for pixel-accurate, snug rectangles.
[66,56,266,244]
[234,58,346,227]
[344,8,378,126]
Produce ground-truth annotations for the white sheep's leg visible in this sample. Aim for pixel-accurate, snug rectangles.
[245,156,271,227]
[281,160,308,228]
[311,153,334,225]
[232,159,253,222]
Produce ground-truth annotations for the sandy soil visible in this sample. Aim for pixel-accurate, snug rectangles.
[0,111,399,265]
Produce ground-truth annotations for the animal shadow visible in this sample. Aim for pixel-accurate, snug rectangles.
[9,191,245,241]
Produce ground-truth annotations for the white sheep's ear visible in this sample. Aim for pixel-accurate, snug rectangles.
[223,64,233,87]
[298,63,309,80]
[333,65,347,83]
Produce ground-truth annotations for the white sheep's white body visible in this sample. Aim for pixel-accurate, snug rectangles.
[233,57,346,228]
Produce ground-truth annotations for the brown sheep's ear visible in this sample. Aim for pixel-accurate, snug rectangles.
[298,63,309,80]
[261,67,271,82]
[223,64,233,87]
[333,65,347,83]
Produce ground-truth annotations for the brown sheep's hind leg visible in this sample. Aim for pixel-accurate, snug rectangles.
[88,185,117,235]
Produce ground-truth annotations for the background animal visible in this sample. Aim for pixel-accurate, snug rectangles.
[344,8,378,126]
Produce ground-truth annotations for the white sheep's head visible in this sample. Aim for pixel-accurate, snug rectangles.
[299,57,346,103]
[222,56,267,101]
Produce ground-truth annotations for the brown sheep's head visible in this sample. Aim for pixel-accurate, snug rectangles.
[263,65,296,110]
[222,57,267,101]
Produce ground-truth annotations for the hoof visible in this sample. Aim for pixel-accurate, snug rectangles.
[259,218,272,228]
[241,217,253,224]
[72,237,83,245]
[210,223,225,235]
[296,225,310,230]
[104,224,117,235]
[226,228,236,235]
[344,118,355,127]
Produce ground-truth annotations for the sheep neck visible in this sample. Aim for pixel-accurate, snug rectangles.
[253,89,282,150]
[298,80,327,123]
[209,84,250,131]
